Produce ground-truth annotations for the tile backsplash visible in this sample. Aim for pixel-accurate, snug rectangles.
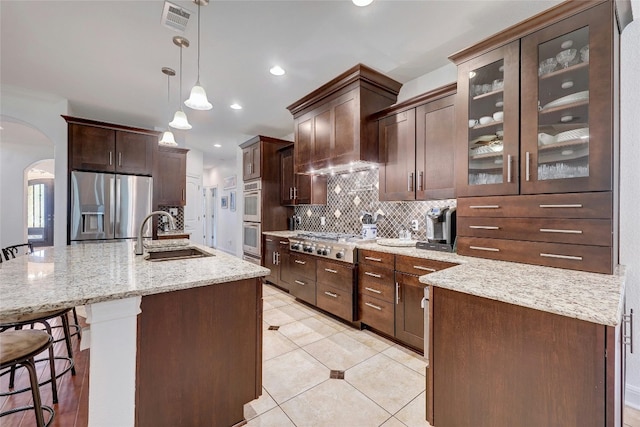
[294,169,456,241]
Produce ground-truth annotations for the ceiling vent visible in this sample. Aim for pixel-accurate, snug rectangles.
[161,1,191,33]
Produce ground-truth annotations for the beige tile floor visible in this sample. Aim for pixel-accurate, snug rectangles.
[246,283,640,427]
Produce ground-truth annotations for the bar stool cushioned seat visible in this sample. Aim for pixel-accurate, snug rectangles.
[0,329,55,426]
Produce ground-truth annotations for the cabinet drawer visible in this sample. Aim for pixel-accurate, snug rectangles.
[358,274,395,303]
[288,276,316,305]
[359,250,395,268]
[288,254,316,281]
[317,259,354,293]
[457,192,612,219]
[458,217,612,246]
[396,255,457,275]
[316,282,354,321]
[457,237,612,274]
[359,295,394,337]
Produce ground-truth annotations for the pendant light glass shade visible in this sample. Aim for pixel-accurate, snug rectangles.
[185,0,212,110]
[169,110,192,130]
[159,130,177,145]
[170,36,192,130]
[160,67,179,145]
[185,83,212,110]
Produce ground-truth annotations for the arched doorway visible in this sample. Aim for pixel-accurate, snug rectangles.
[27,160,55,247]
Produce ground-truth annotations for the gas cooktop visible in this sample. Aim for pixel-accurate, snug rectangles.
[289,231,361,263]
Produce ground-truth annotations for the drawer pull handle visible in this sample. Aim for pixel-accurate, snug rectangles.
[294,280,306,286]
[539,204,583,209]
[469,205,500,209]
[539,253,583,261]
[279,241,289,244]
[294,260,306,265]
[364,256,382,262]
[413,266,436,272]
[365,302,382,311]
[469,225,500,230]
[539,228,583,234]
[364,272,382,278]
[364,287,382,294]
[469,246,500,252]
[324,291,338,298]
[324,268,338,273]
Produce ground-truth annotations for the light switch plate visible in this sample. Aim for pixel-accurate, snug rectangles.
[169,208,178,216]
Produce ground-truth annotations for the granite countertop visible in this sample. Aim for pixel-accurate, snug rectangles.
[0,241,270,317]
[264,231,626,327]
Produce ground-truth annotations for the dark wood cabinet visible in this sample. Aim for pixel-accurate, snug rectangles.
[280,146,327,205]
[427,286,618,427]
[357,250,396,338]
[242,142,261,181]
[286,252,317,305]
[136,278,262,427]
[65,117,157,176]
[315,259,355,322]
[155,146,188,207]
[394,272,425,350]
[287,64,402,174]
[263,236,290,291]
[376,84,457,202]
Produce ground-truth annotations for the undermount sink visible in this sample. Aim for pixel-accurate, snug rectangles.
[145,247,213,262]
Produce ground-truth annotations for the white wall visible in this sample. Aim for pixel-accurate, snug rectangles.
[397,63,457,102]
[620,14,640,409]
[0,88,68,247]
[203,150,243,257]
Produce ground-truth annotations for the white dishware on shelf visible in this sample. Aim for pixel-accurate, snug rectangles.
[469,119,478,128]
[580,45,589,63]
[493,111,504,121]
[471,134,499,145]
[539,58,558,76]
[556,48,577,68]
[560,40,574,49]
[492,79,504,91]
[496,130,504,138]
[560,115,573,123]
[555,127,589,143]
[479,116,493,125]
[495,99,504,108]
[561,80,574,89]
[541,90,589,110]
[538,133,556,146]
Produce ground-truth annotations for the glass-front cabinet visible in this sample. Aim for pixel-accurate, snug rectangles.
[520,2,612,194]
[455,41,520,197]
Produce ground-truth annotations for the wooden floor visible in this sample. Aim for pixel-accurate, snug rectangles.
[0,313,89,427]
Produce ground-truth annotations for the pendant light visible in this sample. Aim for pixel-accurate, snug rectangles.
[169,36,192,130]
[159,67,178,145]
[184,0,212,110]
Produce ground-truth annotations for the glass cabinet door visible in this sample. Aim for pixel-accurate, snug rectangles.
[521,2,612,194]
[456,41,520,197]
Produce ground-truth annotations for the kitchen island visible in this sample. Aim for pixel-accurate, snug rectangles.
[0,240,270,427]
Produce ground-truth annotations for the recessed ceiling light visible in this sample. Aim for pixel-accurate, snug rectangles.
[270,65,285,76]
[352,0,373,6]
[213,144,222,148]
[230,103,242,110]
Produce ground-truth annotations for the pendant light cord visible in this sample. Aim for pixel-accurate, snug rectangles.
[179,44,184,111]
[197,1,201,83]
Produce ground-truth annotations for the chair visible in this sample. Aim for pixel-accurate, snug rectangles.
[0,329,55,426]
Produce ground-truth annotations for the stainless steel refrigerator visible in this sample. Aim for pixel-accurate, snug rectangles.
[70,171,153,241]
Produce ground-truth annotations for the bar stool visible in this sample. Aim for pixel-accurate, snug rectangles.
[0,329,55,426]
[0,310,76,404]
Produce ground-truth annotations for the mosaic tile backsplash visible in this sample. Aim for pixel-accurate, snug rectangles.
[293,169,456,241]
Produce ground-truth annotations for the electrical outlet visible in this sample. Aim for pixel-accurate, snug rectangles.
[169,208,178,216]
[320,217,326,226]
[411,219,419,231]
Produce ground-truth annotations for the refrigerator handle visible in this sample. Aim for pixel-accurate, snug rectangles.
[111,176,117,236]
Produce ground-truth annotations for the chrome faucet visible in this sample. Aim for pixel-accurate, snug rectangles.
[135,211,176,255]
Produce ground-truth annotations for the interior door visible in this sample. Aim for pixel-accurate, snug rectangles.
[27,178,54,247]
[185,174,203,245]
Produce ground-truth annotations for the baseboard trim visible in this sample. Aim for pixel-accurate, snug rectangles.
[626,384,640,409]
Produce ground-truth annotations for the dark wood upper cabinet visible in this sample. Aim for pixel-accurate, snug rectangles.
[376,84,457,202]
[287,64,402,174]
[242,142,261,181]
[454,1,620,197]
[64,116,156,176]
[155,146,188,207]
[280,146,327,205]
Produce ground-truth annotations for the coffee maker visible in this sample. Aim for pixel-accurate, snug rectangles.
[421,206,457,252]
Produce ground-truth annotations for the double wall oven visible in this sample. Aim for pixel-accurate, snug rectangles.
[242,180,262,262]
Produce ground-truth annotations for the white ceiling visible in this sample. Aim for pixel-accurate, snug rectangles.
[1,0,565,168]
